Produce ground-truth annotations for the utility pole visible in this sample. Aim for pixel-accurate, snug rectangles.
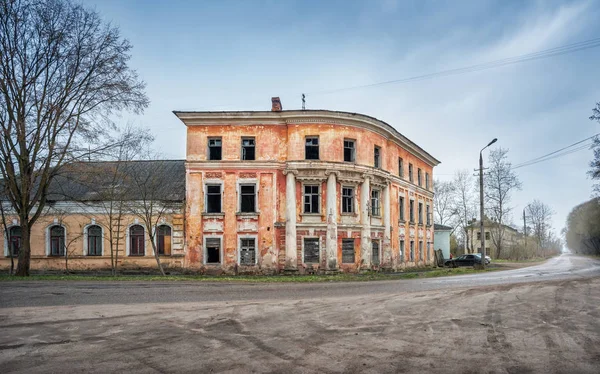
[523,208,527,237]
[479,138,497,269]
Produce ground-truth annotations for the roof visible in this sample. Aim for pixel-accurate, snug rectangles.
[46,160,186,202]
[434,224,453,231]
[466,219,519,232]
[173,109,441,167]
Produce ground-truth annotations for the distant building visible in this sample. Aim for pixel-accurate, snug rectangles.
[465,218,519,257]
[433,224,453,260]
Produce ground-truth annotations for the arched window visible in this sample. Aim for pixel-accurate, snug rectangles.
[8,226,21,256]
[157,225,171,256]
[129,225,145,256]
[49,225,65,256]
[87,225,102,256]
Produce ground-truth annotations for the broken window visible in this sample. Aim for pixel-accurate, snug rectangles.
[87,225,102,256]
[242,137,255,160]
[240,238,256,265]
[208,138,222,160]
[342,187,354,213]
[409,163,413,182]
[304,185,320,213]
[305,136,319,160]
[418,168,422,186]
[344,139,355,162]
[206,237,221,264]
[371,189,381,216]
[129,225,145,256]
[399,239,405,262]
[304,238,319,264]
[240,184,256,213]
[399,196,405,221]
[419,241,423,261]
[372,240,380,265]
[206,184,222,213]
[374,146,381,168]
[157,225,172,256]
[418,202,423,224]
[8,226,21,256]
[399,157,404,177]
[49,225,65,256]
[342,238,355,264]
[410,241,415,262]
[409,200,415,223]
[426,204,431,226]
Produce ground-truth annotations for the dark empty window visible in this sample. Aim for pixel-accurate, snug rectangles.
[371,190,381,216]
[399,196,405,221]
[426,173,430,190]
[409,164,413,182]
[374,146,381,168]
[129,225,144,256]
[304,185,320,213]
[8,226,21,256]
[418,168,422,186]
[157,225,172,256]
[342,238,355,264]
[305,137,319,160]
[49,225,65,256]
[426,205,431,226]
[304,238,319,263]
[206,237,221,264]
[240,184,256,213]
[242,137,255,160]
[409,200,415,222]
[87,225,102,256]
[344,139,355,162]
[206,185,221,213]
[342,187,354,213]
[399,158,404,177]
[419,241,424,261]
[418,202,423,224]
[399,239,405,262]
[485,232,490,240]
[240,238,256,265]
[208,138,222,160]
[372,240,380,265]
[477,232,482,240]
[410,241,415,262]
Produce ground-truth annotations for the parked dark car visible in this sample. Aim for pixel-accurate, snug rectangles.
[444,254,483,267]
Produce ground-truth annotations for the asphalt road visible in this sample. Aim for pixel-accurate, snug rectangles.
[1,254,599,374]
[1,254,599,309]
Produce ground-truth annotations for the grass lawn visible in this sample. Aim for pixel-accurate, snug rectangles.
[0,267,501,283]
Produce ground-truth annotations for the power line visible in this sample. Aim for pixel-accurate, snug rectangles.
[306,37,600,95]
[511,133,599,170]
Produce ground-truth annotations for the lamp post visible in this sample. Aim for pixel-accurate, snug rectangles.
[479,138,497,269]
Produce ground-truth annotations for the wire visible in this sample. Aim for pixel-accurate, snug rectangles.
[510,134,599,170]
[306,37,600,95]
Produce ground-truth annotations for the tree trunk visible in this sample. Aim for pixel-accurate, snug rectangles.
[151,240,166,276]
[15,219,31,276]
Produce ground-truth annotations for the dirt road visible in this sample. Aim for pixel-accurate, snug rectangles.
[1,255,599,373]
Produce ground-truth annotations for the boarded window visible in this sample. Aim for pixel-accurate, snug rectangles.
[342,238,355,264]
[240,184,256,212]
[206,185,221,213]
[129,225,145,256]
[208,138,222,160]
[304,238,319,263]
[344,139,355,162]
[374,146,381,168]
[157,225,172,256]
[240,238,256,265]
[87,225,102,256]
[342,187,354,213]
[206,237,221,264]
[304,185,319,213]
[242,137,255,160]
[399,239,405,262]
[8,226,21,256]
[50,225,65,256]
[305,137,319,160]
[372,240,380,265]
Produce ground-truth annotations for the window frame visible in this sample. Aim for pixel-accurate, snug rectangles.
[342,238,355,264]
[409,199,415,223]
[241,137,256,161]
[204,235,223,265]
[47,224,66,257]
[371,239,380,265]
[425,172,430,190]
[410,240,415,262]
[417,168,422,186]
[205,183,223,214]
[399,157,404,177]
[419,240,424,261]
[399,195,405,221]
[343,139,356,163]
[86,224,103,256]
[6,225,21,257]
[303,184,321,214]
[418,202,423,225]
[305,136,320,160]
[399,239,405,262]
[426,204,431,226]
[371,189,381,217]
[374,146,381,168]
[128,224,145,256]
[156,224,173,256]
[207,137,222,161]
[239,182,258,213]
[341,186,355,214]
[409,163,414,183]
[238,235,258,266]
[302,237,320,264]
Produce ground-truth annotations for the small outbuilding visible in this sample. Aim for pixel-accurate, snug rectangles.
[434,224,453,260]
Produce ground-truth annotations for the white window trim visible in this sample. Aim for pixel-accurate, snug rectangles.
[302,182,321,214]
[237,234,258,266]
[153,222,174,256]
[83,221,104,256]
[204,179,224,214]
[301,236,321,265]
[236,179,259,213]
[203,234,223,265]
[126,222,147,257]
[370,188,381,217]
[341,185,356,214]
[45,223,67,257]
[3,222,20,257]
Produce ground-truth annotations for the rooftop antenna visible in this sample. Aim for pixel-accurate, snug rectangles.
[302,93,306,110]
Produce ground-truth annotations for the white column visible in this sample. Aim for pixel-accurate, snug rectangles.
[325,172,338,270]
[360,176,371,268]
[285,171,297,270]
[383,183,391,267]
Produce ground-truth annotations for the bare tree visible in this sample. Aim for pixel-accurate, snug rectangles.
[433,179,457,227]
[452,170,477,253]
[52,207,84,273]
[0,0,148,275]
[484,148,522,258]
[0,197,15,274]
[526,200,554,255]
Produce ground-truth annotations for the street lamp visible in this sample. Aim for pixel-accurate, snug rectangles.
[479,138,497,269]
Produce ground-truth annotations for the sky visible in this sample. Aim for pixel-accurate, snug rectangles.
[82,0,600,239]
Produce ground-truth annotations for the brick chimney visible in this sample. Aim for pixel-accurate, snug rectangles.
[271,97,282,112]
